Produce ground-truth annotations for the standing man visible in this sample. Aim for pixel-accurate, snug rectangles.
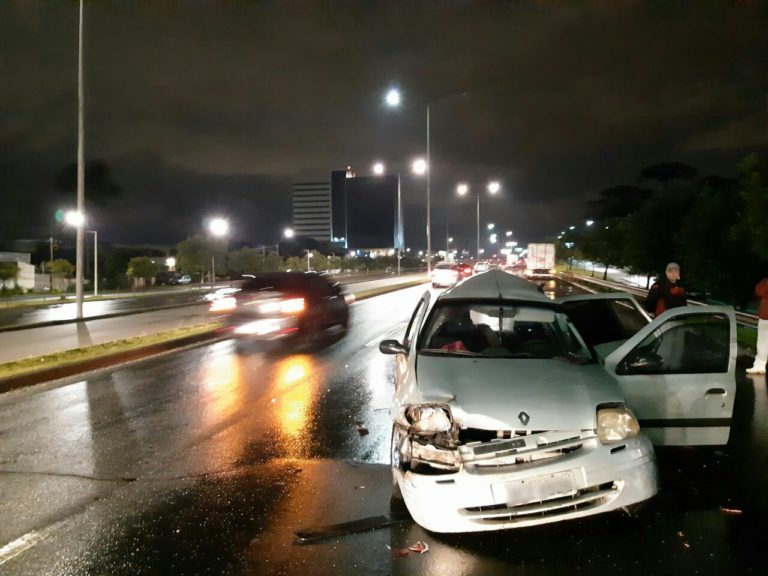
[645,262,687,317]
[747,275,768,375]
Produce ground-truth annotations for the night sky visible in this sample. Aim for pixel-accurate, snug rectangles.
[2,1,767,252]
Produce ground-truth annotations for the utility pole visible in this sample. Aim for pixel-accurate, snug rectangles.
[75,0,85,319]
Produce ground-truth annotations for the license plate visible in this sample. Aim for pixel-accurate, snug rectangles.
[492,471,576,506]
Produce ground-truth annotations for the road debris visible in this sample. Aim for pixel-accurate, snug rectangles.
[355,421,369,436]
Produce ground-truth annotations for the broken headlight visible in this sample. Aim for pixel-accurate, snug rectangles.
[597,406,640,444]
[405,404,453,435]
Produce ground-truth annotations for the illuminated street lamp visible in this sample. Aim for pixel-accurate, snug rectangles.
[457,181,501,258]
[412,158,427,176]
[283,227,295,239]
[586,220,594,227]
[487,223,495,230]
[384,88,401,108]
[506,230,513,237]
[372,161,385,176]
[207,217,229,289]
[165,257,176,271]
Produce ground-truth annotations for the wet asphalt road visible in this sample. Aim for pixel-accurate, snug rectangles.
[1,279,767,575]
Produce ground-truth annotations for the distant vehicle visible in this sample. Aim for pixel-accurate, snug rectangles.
[431,263,461,288]
[154,271,178,286]
[457,263,473,278]
[216,272,349,349]
[526,243,556,276]
[204,286,241,304]
[473,261,490,273]
[526,268,557,280]
[379,269,737,533]
[175,274,192,285]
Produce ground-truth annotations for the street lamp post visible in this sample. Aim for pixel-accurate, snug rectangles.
[207,217,229,290]
[87,229,98,297]
[74,0,86,319]
[457,180,501,258]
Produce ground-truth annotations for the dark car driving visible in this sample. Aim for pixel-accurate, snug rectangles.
[212,272,350,349]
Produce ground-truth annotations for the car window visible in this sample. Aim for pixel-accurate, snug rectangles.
[562,298,647,348]
[418,302,592,362]
[617,313,730,375]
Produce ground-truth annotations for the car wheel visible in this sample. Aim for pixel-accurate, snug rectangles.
[300,314,325,351]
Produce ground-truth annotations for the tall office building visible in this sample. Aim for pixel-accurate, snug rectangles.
[292,181,332,241]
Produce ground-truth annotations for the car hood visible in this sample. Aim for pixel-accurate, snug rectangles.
[415,356,624,431]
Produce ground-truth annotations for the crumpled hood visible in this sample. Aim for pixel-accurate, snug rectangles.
[415,356,624,431]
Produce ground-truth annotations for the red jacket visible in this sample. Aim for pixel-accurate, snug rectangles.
[756,279,768,320]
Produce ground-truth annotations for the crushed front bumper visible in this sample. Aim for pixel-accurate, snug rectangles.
[395,433,658,533]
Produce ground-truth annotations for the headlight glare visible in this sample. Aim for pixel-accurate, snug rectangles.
[597,406,640,444]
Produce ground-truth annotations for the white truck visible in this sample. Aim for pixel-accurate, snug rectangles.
[525,243,556,275]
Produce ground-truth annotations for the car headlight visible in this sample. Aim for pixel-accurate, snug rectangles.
[596,406,640,444]
[405,404,453,435]
[209,296,237,312]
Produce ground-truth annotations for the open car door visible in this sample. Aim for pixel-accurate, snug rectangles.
[558,293,651,362]
[392,290,432,389]
[603,306,737,446]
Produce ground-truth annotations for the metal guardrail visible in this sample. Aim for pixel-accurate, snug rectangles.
[561,273,759,329]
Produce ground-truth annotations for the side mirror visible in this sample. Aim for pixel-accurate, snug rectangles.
[619,352,664,374]
[379,339,408,355]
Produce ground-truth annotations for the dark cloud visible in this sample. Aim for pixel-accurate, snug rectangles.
[2,1,767,250]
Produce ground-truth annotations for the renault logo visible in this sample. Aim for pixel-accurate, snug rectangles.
[518,411,530,426]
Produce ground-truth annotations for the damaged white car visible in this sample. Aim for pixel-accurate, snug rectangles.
[380,270,736,533]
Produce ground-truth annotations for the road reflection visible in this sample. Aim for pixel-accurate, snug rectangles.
[274,355,316,443]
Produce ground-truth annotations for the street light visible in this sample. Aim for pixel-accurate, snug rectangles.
[457,182,501,258]
[384,88,401,108]
[207,217,229,289]
[74,0,86,319]
[506,230,513,237]
[487,223,495,230]
[412,158,427,175]
[283,227,294,239]
[372,161,385,176]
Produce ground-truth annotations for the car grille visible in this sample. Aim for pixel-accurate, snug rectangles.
[460,481,619,524]
[458,429,589,472]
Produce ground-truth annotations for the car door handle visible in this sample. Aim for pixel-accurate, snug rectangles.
[706,388,727,396]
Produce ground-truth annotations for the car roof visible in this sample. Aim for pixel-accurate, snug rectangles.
[439,269,554,305]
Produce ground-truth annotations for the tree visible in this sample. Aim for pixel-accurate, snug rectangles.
[587,185,653,220]
[46,259,73,292]
[0,262,18,288]
[127,256,160,286]
[228,247,284,274]
[176,235,226,279]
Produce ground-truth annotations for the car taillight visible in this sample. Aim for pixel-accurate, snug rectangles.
[209,296,237,312]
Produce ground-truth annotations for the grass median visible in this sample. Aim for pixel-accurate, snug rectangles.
[0,321,221,381]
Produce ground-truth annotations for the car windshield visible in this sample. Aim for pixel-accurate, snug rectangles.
[418,302,592,362]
